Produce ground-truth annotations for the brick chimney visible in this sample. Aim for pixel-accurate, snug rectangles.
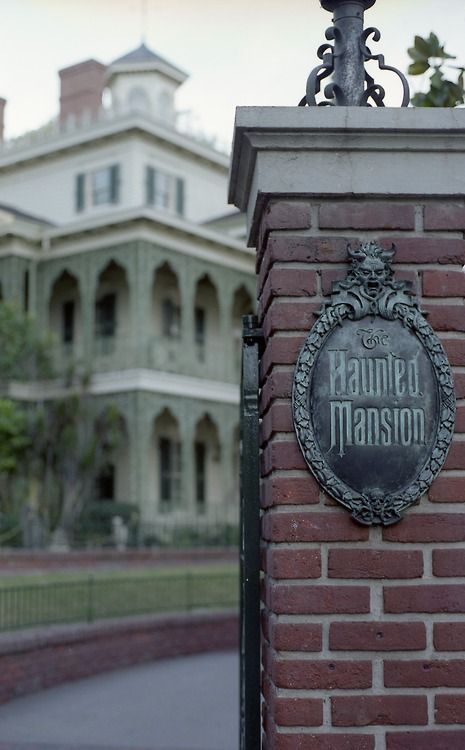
[59,59,106,129]
[0,98,6,142]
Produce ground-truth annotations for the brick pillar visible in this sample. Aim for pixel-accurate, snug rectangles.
[230,108,465,749]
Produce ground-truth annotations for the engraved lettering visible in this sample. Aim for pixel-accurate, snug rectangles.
[330,400,353,456]
[394,358,407,396]
[329,350,347,396]
[329,403,427,455]
[327,350,420,398]
[381,407,392,445]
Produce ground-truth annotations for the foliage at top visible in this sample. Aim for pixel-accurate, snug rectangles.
[408,33,465,107]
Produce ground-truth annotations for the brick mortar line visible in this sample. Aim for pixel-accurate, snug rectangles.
[415,205,425,233]
[273,725,443,735]
[267,544,463,556]
[423,297,465,304]
[276,687,465,697]
[261,331,465,343]
[424,548,433,579]
[269,578,465,586]
[427,690,435,726]
[264,260,465,271]
[275,612,465,624]
[264,503,465,515]
[279,227,465,240]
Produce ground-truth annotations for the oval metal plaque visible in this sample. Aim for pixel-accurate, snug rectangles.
[292,241,456,525]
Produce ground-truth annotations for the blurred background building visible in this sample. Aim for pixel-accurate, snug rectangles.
[0,42,254,544]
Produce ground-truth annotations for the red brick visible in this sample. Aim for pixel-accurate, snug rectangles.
[261,403,293,444]
[444,442,465,471]
[456,374,465,399]
[382,236,465,265]
[331,695,427,727]
[429,475,465,503]
[319,202,415,230]
[258,235,349,292]
[274,696,323,727]
[442,338,465,367]
[433,549,465,577]
[260,335,305,378]
[262,200,312,233]
[268,583,370,615]
[257,201,312,267]
[329,621,426,652]
[434,623,465,651]
[267,234,349,264]
[384,659,465,687]
[261,441,306,476]
[386,730,465,750]
[266,548,321,579]
[260,371,292,412]
[320,267,346,296]
[270,620,322,652]
[263,511,369,542]
[274,734,375,750]
[260,268,317,316]
[262,300,320,338]
[328,549,423,579]
[384,585,465,614]
[424,305,465,333]
[423,269,465,297]
[261,475,320,508]
[273,658,372,690]
[383,513,465,543]
[456,405,465,433]
[435,694,465,724]
[425,203,465,231]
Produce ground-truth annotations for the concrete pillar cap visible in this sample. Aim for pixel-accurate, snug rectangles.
[320,0,376,10]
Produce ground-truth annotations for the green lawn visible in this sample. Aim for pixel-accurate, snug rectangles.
[0,564,239,632]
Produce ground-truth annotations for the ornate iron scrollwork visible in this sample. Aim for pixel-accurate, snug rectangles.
[299,0,410,108]
[292,242,456,526]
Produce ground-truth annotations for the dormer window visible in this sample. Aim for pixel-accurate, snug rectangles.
[145,166,184,216]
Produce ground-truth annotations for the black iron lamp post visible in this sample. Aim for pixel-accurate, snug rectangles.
[300,0,410,107]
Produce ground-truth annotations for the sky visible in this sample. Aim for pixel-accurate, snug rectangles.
[1,0,465,151]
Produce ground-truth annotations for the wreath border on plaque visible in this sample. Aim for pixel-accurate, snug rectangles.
[292,241,456,526]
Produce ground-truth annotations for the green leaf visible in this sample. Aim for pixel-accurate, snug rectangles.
[439,46,456,61]
[408,60,430,76]
[414,35,432,57]
[428,32,441,56]
[408,46,428,62]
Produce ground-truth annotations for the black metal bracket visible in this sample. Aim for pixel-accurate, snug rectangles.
[240,314,263,750]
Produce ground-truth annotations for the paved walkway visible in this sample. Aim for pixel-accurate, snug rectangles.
[0,651,238,750]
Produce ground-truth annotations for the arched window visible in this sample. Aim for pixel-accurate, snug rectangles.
[194,414,220,514]
[94,261,129,355]
[194,275,220,364]
[128,86,150,114]
[49,271,81,351]
[153,409,182,512]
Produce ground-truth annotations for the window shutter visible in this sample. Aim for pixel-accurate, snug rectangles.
[176,178,185,216]
[146,166,155,205]
[110,164,120,204]
[75,173,85,212]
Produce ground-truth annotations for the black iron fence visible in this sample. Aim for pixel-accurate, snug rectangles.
[0,570,238,632]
